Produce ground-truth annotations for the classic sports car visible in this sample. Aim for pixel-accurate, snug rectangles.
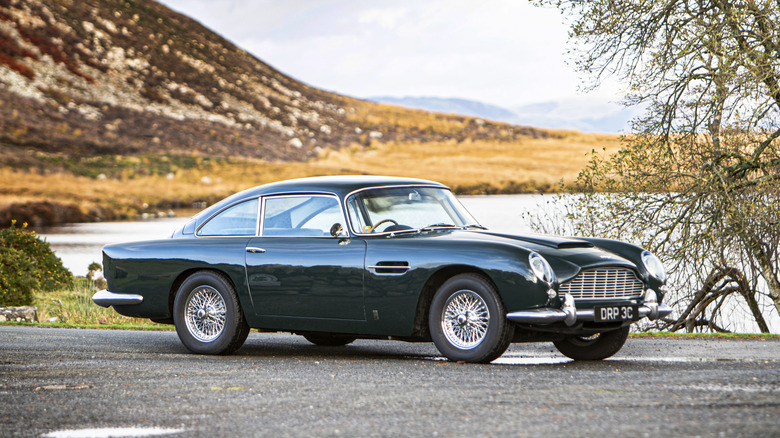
[93,176,671,363]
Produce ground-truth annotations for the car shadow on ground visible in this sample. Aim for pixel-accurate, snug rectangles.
[224,333,642,368]
[233,334,438,362]
[157,331,704,369]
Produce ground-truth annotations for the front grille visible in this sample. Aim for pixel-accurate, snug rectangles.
[559,267,644,300]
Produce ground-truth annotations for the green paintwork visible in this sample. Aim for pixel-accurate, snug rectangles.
[102,176,665,339]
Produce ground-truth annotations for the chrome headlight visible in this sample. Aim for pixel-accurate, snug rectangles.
[641,251,667,282]
[529,252,555,285]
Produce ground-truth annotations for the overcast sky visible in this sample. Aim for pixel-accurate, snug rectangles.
[157,0,623,109]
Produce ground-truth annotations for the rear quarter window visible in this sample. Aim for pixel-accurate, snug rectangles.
[198,198,259,236]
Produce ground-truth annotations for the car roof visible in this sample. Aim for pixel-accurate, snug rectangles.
[192,175,449,224]
[244,175,447,198]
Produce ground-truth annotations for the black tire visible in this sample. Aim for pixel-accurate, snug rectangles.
[428,273,514,363]
[302,333,357,346]
[553,326,630,360]
[173,271,250,355]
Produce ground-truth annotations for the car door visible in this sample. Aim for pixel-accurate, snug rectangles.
[246,194,367,322]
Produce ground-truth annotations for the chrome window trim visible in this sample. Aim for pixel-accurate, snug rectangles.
[259,193,349,238]
[257,195,265,237]
[255,196,263,236]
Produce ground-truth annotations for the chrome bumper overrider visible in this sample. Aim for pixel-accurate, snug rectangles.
[92,290,144,308]
[506,290,672,327]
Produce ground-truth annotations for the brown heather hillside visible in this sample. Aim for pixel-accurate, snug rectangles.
[0,0,548,160]
[0,0,620,226]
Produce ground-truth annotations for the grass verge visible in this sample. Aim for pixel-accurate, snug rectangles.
[27,278,168,329]
[0,321,171,330]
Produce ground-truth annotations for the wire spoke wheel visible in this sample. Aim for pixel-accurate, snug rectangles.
[429,273,513,363]
[441,290,490,350]
[174,272,249,355]
[184,285,227,343]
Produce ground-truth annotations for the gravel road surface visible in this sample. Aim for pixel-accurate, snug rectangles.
[1,326,779,437]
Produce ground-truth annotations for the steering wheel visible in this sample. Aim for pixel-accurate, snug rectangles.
[367,219,398,233]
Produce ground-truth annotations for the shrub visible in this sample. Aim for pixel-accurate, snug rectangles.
[0,221,72,306]
[0,247,39,306]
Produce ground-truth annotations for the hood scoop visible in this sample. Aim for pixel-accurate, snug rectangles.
[486,233,595,249]
[518,236,594,249]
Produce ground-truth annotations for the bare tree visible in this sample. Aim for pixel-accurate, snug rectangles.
[536,0,780,332]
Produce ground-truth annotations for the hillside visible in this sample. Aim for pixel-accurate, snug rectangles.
[0,0,620,226]
[0,0,546,163]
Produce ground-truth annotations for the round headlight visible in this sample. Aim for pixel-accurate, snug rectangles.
[642,251,667,282]
[529,252,555,285]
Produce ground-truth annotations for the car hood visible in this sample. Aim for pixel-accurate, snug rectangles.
[437,230,640,283]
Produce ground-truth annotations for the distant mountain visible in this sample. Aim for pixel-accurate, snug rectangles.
[510,98,640,133]
[369,96,516,122]
[369,96,639,133]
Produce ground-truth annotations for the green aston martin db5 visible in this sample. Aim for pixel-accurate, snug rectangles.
[93,176,671,363]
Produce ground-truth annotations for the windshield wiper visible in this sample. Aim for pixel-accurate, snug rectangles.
[384,227,421,236]
[421,223,458,231]
[384,223,485,237]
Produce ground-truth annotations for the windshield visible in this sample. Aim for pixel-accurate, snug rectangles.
[346,186,479,234]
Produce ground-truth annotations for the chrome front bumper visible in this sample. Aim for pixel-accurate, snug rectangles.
[92,290,144,308]
[506,290,672,327]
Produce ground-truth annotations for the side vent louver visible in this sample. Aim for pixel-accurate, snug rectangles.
[369,261,410,275]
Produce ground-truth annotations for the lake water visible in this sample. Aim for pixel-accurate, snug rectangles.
[37,194,551,276]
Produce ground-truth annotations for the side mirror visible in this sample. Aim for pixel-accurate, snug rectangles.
[330,223,347,238]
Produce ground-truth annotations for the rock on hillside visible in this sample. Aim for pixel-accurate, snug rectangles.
[0,0,369,163]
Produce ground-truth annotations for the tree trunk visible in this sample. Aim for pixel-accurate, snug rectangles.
[741,289,770,333]
[755,252,780,321]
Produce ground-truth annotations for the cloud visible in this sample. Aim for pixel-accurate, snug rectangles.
[158,0,623,107]
[357,8,409,29]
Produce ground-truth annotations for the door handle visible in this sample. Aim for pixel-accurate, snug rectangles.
[246,247,266,254]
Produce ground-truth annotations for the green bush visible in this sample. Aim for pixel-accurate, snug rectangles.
[0,220,72,306]
[0,247,39,306]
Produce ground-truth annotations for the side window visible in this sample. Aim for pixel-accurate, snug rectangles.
[263,196,345,237]
[198,198,259,236]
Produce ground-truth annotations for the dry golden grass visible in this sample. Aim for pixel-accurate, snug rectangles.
[348,100,471,133]
[316,132,620,191]
[0,130,621,216]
